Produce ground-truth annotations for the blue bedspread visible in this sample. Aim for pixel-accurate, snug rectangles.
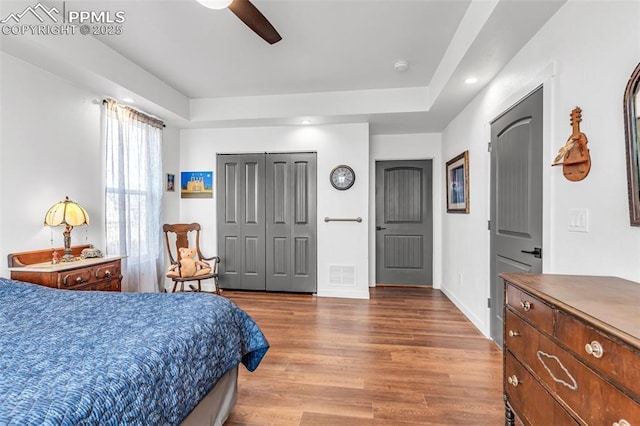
[0,278,269,425]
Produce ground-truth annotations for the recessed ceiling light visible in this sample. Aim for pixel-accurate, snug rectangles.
[301,119,311,125]
[122,97,135,103]
[464,77,478,85]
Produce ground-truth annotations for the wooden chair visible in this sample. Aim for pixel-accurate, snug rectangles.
[163,223,220,294]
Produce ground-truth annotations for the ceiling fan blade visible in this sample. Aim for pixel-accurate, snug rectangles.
[228,0,282,44]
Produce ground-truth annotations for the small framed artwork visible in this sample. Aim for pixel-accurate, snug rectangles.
[166,174,175,192]
[181,171,214,199]
[446,151,470,213]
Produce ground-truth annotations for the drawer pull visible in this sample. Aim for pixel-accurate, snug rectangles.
[612,420,630,426]
[105,270,112,278]
[76,276,84,284]
[507,375,519,387]
[508,330,521,337]
[584,340,604,358]
[519,300,531,311]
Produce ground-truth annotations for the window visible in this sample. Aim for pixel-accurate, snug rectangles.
[104,99,163,292]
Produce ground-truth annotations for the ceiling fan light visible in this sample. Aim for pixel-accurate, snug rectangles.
[196,0,233,10]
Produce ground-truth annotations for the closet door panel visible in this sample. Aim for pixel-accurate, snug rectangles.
[291,153,316,292]
[266,153,317,292]
[217,154,265,290]
[266,154,292,291]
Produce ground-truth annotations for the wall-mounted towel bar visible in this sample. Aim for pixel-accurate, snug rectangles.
[324,217,362,223]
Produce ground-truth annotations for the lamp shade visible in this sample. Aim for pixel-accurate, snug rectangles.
[44,196,89,227]
[195,0,232,9]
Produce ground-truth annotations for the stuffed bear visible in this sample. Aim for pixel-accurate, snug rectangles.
[167,247,211,278]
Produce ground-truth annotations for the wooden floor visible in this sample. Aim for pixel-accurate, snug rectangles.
[224,287,504,425]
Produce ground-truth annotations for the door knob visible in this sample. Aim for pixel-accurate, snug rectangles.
[376,226,387,231]
[521,247,542,258]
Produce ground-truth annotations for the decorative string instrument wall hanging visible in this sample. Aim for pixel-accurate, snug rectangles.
[552,106,591,181]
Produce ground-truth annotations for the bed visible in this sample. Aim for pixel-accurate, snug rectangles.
[0,278,269,425]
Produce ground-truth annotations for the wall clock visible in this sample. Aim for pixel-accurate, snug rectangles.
[330,165,355,190]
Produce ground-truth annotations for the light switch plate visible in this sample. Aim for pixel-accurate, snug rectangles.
[568,208,590,233]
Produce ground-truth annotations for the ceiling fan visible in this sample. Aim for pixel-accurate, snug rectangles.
[196,0,282,45]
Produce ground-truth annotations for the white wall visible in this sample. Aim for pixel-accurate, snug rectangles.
[0,52,180,284]
[369,133,443,288]
[180,123,371,298]
[0,52,105,277]
[162,125,181,226]
[441,0,640,337]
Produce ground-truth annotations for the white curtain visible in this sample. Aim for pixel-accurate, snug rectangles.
[104,99,163,293]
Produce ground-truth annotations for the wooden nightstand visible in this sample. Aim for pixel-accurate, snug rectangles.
[8,245,123,291]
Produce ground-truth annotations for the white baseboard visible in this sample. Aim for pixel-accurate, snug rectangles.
[316,288,370,299]
[440,286,490,338]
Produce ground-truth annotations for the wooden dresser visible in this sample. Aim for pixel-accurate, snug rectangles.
[8,245,123,292]
[501,273,640,426]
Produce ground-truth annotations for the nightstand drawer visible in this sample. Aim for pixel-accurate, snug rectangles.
[82,280,121,291]
[61,268,95,289]
[556,311,640,398]
[95,261,121,281]
[506,283,553,335]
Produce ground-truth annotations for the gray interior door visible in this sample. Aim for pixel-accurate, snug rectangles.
[375,160,433,285]
[490,87,543,347]
[217,152,317,292]
[217,154,266,290]
[266,153,317,292]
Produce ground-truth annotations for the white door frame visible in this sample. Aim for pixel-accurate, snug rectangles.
[483,63,556,338]
[368,137,443,289]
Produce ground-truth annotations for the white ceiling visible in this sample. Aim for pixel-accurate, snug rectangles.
[96,0,470,98]
[0,0,566,133]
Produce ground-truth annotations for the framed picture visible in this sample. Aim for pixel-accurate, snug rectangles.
[181,171,213,199]
[166,173,175,192]
[446,151,469,213]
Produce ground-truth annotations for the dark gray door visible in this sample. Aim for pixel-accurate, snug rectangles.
[217,152,317,292]
[490,87,543,347]
[217,154,266,290]
[375,160,433,285]
[266,153,317,292]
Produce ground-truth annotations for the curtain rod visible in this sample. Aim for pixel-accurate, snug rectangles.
[102,99,166,128]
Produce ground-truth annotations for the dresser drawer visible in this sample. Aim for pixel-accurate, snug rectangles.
[60,268,95,289]
[506,310,640,425]
[82,280,121,292]
[505,352,577,426]
[59,261,121,291]
[505,308,541,358]
[556,311,640,398]
[95,261,121,281]
[506,283,553,335]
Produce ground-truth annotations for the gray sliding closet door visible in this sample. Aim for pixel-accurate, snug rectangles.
[266,153,317,292]
[217,154,266,290]
[217,152,317,293]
